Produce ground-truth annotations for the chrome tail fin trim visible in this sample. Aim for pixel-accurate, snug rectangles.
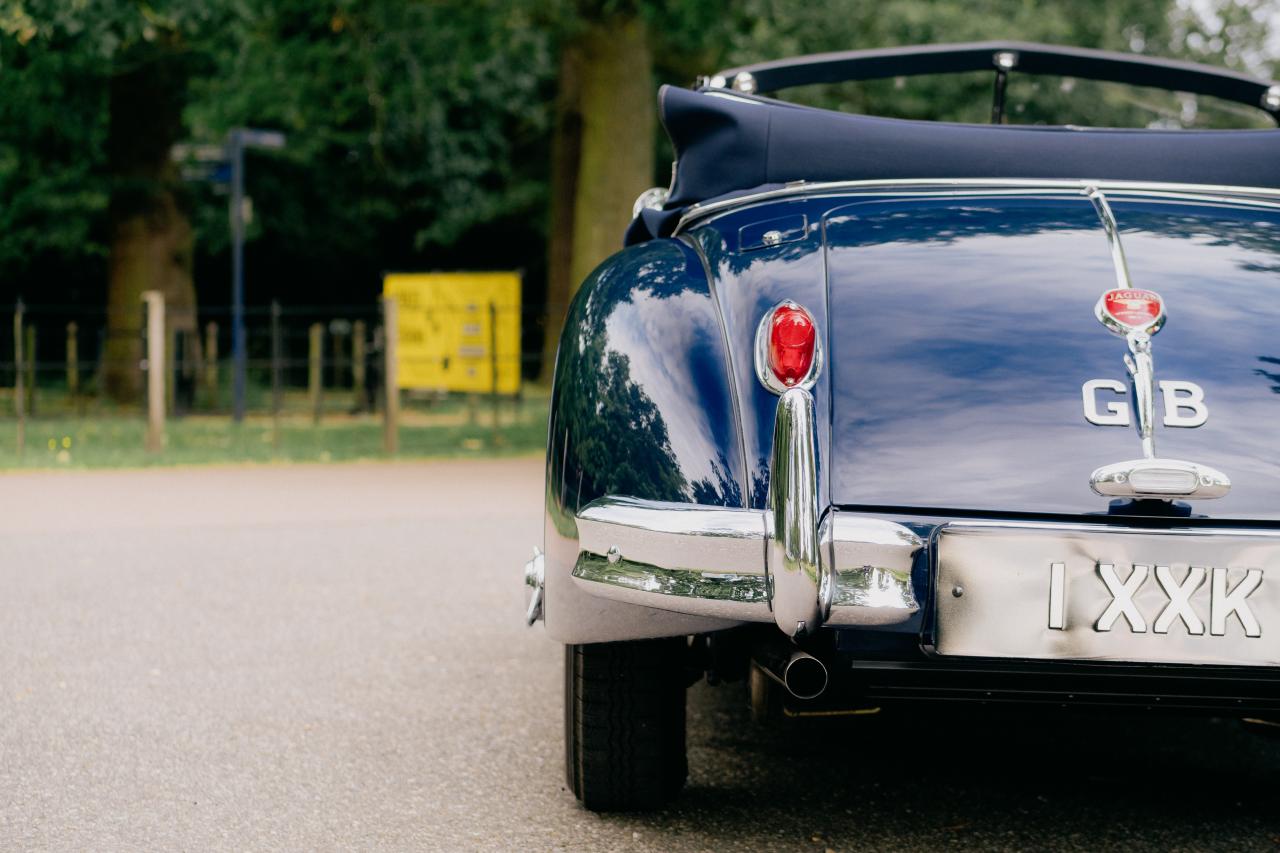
[767,387,825,636]
[564,389,921,631]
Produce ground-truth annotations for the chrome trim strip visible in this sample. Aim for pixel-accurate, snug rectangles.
[569,501,925,627]
[571,553,770,622]
[567,392,922,631]
[572,497,769,622]
[825,513,924,626]
[767,387,825,636]
[1085,187,1135,296]
[524,547,544,626]
[937,519,1280,538]
[577,496,766,577]
[1083,188,1230,500]
[1089,457,1231,500]
[1127,335,1159,460]
[673,178,1280,233]
[631,186,670,219]
[1087,188,1161,459]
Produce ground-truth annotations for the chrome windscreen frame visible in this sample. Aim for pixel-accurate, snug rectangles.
[562,386,923,638]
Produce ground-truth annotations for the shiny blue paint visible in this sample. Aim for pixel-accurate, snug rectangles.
[683,189,1280,521]
[546,238,747,522]
[549,186,1280,642]
[690,202,832,510]
[824,193,1280,519]
[738,213,808,252]
[825,194,1118,515]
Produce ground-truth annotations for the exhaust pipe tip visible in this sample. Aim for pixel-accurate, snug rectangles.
[782,651,828,700]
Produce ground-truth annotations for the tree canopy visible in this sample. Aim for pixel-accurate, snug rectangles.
[0,0,1275,377]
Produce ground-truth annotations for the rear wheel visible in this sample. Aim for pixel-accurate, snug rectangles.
[565,638,688,811]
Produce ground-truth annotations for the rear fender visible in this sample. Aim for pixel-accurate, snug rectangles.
[542,238,748,643]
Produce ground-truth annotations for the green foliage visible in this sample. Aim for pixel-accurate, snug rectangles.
[0,0,557,303]
[0,25,107,279]
[0,0,1275,307]
[0,0,231,290]
[0,408,548,468]
[186,0,555,260]
[692,0,1277,129]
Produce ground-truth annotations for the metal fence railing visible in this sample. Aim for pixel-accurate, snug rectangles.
[1,297,553,463]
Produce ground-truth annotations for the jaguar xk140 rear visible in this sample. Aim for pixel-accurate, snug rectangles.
[524,41,1280,810]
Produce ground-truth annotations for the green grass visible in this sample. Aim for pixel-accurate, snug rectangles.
[0,401,548,470]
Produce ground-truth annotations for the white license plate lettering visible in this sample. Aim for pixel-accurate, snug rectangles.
[1153,565,1206,635]
[936,524,1280,666]
[1049,560,1263,638]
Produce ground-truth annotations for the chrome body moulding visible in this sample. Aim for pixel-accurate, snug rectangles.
[672,177,1280,234]
[1090,457,1231,501]
[631,186,670,218]
[825,513,924,624]
[1085,187,1232,501]
[524,547,544,626]
[569,500,923,632]
[768,387,825,636]
[564,388,923,636]
[574,497,769,622]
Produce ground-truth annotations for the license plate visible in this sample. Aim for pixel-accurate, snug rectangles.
[934,522,1280,667]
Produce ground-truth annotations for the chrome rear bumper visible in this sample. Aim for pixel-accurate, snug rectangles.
[567,387,922,637]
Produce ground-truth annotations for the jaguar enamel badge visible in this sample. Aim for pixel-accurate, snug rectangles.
[1095,288,1165,338]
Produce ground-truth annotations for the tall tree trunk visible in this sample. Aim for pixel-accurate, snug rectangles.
[542,14,654,383]
[103,40,196,403]
[540,41,583,384]
[569,14,655,292]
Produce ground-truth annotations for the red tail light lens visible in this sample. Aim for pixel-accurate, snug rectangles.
[767,303,816,387]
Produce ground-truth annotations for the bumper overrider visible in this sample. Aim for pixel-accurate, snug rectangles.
[526,387,923,637]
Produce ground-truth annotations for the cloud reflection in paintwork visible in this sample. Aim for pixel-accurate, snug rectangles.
[821,197,1280,517]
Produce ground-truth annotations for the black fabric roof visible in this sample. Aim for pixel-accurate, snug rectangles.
[624,85,1280,244]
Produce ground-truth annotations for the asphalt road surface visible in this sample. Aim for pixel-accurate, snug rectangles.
[3,458,1280,851]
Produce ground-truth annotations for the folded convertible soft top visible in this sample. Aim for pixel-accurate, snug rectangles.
[625,85,1280,243]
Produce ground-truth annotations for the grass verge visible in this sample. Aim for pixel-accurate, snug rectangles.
[0,408,546,470]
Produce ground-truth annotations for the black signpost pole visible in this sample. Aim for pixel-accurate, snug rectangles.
[172,127,285,423]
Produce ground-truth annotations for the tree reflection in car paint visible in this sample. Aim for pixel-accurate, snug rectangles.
[547,238,747,521]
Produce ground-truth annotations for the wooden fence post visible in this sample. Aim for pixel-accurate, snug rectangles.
[330,321,347,390]
[66,322,79,402]
[204,321,219,408]
[271,301,282,448]
[308,322,324,425]
[23,323,35,416]
[352,319,367,412]
[13,301,24,457]
[142,291,165,453]
[166,326,177,414]
[382,297,399,454]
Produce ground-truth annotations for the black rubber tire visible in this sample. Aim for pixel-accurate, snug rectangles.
[565,638,688,811]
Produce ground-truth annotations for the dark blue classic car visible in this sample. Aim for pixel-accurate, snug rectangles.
[525,42,1280,810]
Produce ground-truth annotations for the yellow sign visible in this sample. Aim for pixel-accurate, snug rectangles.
[383,271,521,393]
